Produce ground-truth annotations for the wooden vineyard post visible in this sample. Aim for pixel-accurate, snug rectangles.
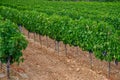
[0,61,2,70]
[65,44,67,56]
[39,35,42,48]
[76,46,79,56]
[57,41,59,54]
[89,51,93,69]
[7,56,11,80]
[55,41,57,51]
[46,36,48,48]
[54,41,60,54]
[34,33,36,42]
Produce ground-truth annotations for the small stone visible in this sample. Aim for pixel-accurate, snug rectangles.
[76,68,80,72]
[37,65,40,68]
[67,59,70,63]
[19,73,29,79]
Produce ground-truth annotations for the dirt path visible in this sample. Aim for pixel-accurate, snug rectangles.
[15,37,107,80]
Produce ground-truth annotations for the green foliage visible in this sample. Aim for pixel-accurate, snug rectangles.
[0,17,28,64]
[48,0,119,1]
[0,1,120,31]
[0,6,120,62]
